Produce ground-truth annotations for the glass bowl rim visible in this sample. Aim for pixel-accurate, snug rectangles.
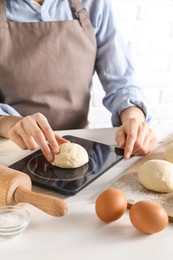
[0,205,31,231]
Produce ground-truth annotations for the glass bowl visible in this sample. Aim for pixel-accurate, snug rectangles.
[0,206,31,239]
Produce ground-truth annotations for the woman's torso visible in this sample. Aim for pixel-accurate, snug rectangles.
[0,0,97,130]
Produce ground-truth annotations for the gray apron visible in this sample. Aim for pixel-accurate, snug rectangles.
[0,0,96,130]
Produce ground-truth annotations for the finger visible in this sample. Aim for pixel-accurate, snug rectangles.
[115,127,126,148]
[20,133,38,151]
[131,123,148,155]
[32,129,54,162]
[54,133,70,145]
[34,114,61,156]
[20,118,53,162]
[35,116,69,160]
[9,131,28,150]
[133,131,157,156]
[35,115,69,153]
[124,125,138,159]
[133,138,152,156]
[8,120,39,150]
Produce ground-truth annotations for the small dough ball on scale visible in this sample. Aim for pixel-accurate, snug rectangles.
[138,159,173,193]
[51,142,89,169]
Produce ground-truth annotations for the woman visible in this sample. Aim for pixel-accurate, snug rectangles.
[0,0,157,161]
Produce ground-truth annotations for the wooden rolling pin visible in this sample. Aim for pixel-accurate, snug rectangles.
[0,164,68,217]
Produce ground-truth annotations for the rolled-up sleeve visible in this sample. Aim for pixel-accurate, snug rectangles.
[0,104,21,116]
[93,0,151,126]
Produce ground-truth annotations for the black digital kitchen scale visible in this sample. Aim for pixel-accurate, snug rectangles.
[9,135,124,195]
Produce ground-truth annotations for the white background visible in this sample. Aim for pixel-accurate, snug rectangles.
[89,0,173,129]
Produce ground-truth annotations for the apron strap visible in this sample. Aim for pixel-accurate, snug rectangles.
[0,0,7,23]
[70,0,90,28]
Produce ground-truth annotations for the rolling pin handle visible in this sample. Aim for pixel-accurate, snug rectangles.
[14,186,68,217]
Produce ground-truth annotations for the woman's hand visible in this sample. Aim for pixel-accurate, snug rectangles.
[115,107,157,159]
[1,113,68,162]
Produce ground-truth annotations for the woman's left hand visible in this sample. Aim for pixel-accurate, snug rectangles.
[115,118,157,159]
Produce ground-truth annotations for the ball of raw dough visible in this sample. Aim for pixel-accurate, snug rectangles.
[138,159,173,193]
[51,143,89,169]
[164,143,173,163]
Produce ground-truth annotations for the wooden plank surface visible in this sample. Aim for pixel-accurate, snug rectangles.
[113,132,173,222]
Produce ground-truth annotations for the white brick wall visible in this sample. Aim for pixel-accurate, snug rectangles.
[88,0,173,129]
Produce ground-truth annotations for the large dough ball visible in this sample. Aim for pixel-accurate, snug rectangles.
[164,143,173,163]
[51,143,89,169]
[138,159,173,193]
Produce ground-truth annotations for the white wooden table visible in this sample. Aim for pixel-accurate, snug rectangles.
[0,127,173,260]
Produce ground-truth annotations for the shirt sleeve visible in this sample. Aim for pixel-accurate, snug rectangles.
[93,0,152,126]
[0,103,21,116]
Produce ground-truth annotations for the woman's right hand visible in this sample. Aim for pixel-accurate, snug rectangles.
[1,113,68,162]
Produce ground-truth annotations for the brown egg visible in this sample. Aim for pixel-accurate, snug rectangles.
[129,200,168,234]
[95,188,127,223]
